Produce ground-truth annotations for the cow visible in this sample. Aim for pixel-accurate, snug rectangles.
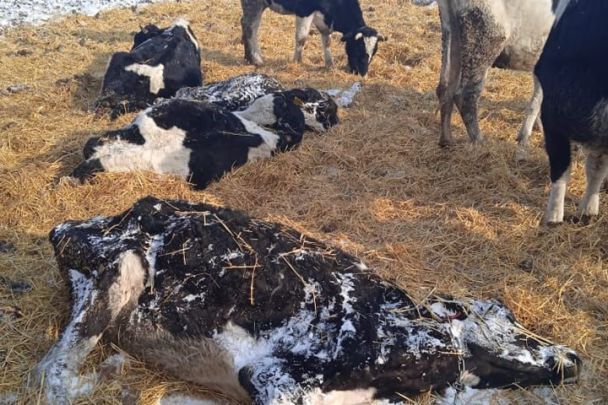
[71,87,339,189]
[240,0,385,76]
[33,196,581,404]
[535,0,608,223]
[435,0,559,155]
[96,19,202,118]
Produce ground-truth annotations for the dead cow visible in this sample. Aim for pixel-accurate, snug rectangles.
[72,87,338,189]
[97,19,202,118]
[435,0,560,151]
[34,197,580,404]
[240,0,385,76]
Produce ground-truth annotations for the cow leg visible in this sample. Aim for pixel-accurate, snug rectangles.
[545,132,571,224]
[578,150,608,217]
[516,76,544,161]
[34,252,147,403]
[437,0,461,146]
[241,0,266,66]
[457,68,489,143]
[32,270,102,404]
[314,13,334,68]
[294,15,314,64]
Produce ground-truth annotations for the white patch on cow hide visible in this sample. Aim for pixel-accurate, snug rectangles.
[233,110,280,162]
[91,113,191,179]
[363,36,378,63]
[125,63,165,94]
[157,393,219,405]
[107,251,146,319]
[237,94,278,127]
[299,387,378,405]
[172,18,200,50]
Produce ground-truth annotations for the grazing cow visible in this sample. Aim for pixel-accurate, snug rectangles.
[34,197,580,404]
[71,87,338,189]
[536,0,608,223]
[435,0,559,151]
[97,19,202,118]
[240,0,385,76]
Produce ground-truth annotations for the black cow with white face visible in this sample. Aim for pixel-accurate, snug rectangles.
[240,0,385,76]
[536,0,608,223]
[33,197,580,404]
[71,87,338,189]
[97,19,202,118]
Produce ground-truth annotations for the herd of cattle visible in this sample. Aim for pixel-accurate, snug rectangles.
[28,0,607,403]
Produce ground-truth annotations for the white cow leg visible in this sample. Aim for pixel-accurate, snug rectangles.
[578,150,608,217]
[241,0,266,66]
[33,270,101,405]
[294,15,314,63]
[314,13,333,68]
[516,76,543,161]
[546,170,570,224]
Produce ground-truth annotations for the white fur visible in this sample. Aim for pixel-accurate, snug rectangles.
[107,251,146,319]
[546,170,570,223]
[172,18,200,50]
[579,150,608,217]
[234,97,281,162]
[92,113,191,179]
[125,63,165,94]
[363,36,378,63]
[300,388,378,405]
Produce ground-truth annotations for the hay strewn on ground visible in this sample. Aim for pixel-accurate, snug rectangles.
[0,0,606,403]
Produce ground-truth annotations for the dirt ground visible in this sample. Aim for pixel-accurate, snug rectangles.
[0,0,606,403]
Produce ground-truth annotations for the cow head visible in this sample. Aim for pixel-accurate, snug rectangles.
[430,299,581,389]
[341,26,386,76]
[285,88,339,132]
[132,24,163,50]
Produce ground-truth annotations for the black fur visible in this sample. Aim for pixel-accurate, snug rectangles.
[535,0,608,182]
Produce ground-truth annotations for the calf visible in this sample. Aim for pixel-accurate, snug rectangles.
[71,87,338,189]
[436,0,558,152]
[536,0,608,223]
[97,19,202,118]
[240,0,385,76]
[34,197,580,404]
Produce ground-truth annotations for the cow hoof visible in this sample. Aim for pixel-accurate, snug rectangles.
[438,138,455,148]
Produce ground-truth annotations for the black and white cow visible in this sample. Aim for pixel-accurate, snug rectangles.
[535,1,608,223]
[97,19,202,118]
[33,197,581,404]
[435,0,559,154]
[240,0,385,76]
[71,87,338,189]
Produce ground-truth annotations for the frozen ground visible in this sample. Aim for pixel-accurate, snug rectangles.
[0,0,166,31]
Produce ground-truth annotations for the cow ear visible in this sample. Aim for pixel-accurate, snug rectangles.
[355,32,363,40]
[292,97,304,107]
[377,34,388,42]
[341,32,353,42]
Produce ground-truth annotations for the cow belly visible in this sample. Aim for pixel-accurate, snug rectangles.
[495,0,556,71]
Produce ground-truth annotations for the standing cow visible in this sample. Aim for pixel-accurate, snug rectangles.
[435,0,559,152]
[536,0,608,223]
[240,0,385,76]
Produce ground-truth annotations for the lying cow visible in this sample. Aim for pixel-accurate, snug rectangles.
[435,0,558,153]
[240,0,385,76]
[34,196,580,404]
[97,19,202,118]
[71,87,338,189]
[536,0,608,223]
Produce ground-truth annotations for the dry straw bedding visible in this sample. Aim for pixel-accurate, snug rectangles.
[0,0,606,403]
